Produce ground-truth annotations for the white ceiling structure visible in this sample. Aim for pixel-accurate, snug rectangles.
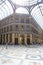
[0,0,43,29]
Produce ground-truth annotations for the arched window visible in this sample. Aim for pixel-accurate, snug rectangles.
[15,7,29,14]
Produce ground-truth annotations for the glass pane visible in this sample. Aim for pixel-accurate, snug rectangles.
[0,0,6,4]
[11,0,41,6]
[39,4,43,15]
[31,5,43,29]
[0,0,13,20]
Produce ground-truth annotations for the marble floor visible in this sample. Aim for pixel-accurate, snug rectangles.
[0,45,43,65]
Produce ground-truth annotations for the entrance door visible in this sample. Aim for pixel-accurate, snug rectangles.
[0,35,2,44]
[27,38,30,45]
[15,38,18,45]
[3,35,5,45]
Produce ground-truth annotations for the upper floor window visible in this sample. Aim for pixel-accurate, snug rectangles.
[15,16,19,23]
[26,18,29,23]
[21,18,24,23]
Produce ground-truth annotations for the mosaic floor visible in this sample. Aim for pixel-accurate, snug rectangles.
[0,45,43,65]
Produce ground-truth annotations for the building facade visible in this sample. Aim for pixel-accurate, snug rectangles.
[0,13,43,45]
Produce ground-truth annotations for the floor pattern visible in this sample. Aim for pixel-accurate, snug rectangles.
[0,45,43,65]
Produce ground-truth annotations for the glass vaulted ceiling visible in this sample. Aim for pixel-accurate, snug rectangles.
[31,4,43,29]
[0,0,13,20]
[0,0,43,29]
[11,0,41,6]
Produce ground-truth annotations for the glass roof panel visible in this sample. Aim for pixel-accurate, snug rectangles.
[0,0,13,20]
[31,4,43,29]
[39,4,43,15]
[0,0,6,5]
[0,9,3,20]
[11,0,41,6]
[15,7,29,14]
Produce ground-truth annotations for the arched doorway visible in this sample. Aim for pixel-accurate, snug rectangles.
[15,38,18,45]
[3,34,5,45]
[27,38,30,45]
[0,35,2,44]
